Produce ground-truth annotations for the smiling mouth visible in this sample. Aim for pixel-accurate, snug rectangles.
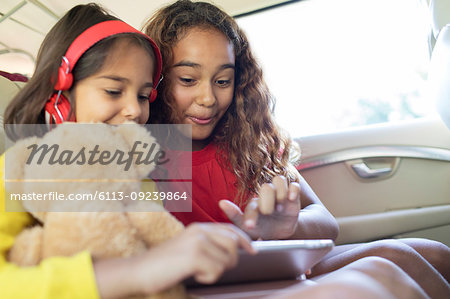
[188,116,214,125]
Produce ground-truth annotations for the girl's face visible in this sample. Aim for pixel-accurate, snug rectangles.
[168,27,235,149]
[73,40,155,124]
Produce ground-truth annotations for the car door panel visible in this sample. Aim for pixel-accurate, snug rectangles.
[296,118,450,246]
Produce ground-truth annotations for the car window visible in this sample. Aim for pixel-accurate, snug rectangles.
[236,0,436,137]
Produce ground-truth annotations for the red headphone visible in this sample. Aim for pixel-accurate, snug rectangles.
[45,20,163,124]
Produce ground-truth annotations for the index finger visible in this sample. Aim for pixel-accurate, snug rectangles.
[223,224,257,255]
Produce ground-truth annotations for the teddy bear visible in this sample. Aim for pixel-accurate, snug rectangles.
[4,122,188,299]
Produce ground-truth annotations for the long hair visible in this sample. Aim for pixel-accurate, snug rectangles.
[4,3,155,140]
[143,0,299,205]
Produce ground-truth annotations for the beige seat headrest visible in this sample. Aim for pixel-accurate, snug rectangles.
[0,75,23,153]
[428,0,450,130]
[430,0,450,39]
[428,25,450,130]
[0,75,21,117]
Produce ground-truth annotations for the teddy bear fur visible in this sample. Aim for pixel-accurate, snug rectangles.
[5,122,188,299]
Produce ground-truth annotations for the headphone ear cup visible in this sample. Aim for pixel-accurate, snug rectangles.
[54,68,73,91]
[45,93,72,124]
[149,88,157,103]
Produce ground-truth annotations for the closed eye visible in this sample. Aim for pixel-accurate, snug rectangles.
[105,89,121,97]
[179,77,196,85]
[138,94,150,102]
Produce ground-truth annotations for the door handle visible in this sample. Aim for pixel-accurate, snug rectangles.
[350,162,393,179]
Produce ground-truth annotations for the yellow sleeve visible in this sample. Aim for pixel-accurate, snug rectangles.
[0,153,100,299]
[0,251,99,299]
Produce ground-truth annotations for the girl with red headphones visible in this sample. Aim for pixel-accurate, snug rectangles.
[1,3,255,298]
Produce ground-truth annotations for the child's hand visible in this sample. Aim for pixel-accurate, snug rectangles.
[219,175,301,240]
[95,223,255,298]
[138,223,255,294]
[165,223,256,284]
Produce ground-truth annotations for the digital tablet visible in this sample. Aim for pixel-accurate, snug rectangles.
[185,239,334,287]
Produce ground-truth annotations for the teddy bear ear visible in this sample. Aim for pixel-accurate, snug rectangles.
[114,122,158,148]
[4,136,46,217]
[4,136,39,193]
[113,123,159,178]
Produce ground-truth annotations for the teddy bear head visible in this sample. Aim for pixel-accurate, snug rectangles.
[4,122,164,220]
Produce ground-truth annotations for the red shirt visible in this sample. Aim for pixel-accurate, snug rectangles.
[169,142,238,226]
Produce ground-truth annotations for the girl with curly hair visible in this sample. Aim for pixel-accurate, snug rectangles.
[144,0,338,241]
[143,1,450,298]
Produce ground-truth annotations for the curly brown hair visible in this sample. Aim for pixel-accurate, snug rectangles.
[143,0,299,205]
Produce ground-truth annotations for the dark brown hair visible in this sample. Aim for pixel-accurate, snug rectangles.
[4,3,156,140]
[143,0,299,205]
